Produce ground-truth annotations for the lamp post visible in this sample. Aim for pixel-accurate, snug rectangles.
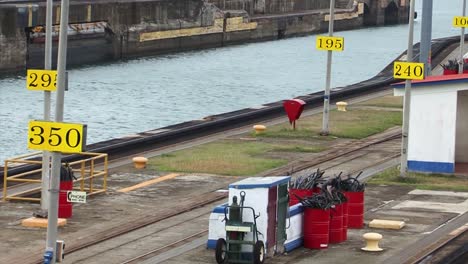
[400,0,417,178]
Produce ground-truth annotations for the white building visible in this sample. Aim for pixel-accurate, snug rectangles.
[393,74,468,174]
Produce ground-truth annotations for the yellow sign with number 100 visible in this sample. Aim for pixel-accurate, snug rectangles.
[27,69,57,91]
[393,61,425,80]
[316,36,344,51]
[453,16,468,27]
[28,120,87,153]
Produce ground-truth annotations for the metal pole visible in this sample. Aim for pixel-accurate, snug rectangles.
[321,0,335,136]
[41,0,53,212]
[400,0,416,178]
[419,0,433,76]
[45,0,69,262]
[459,0,467,74]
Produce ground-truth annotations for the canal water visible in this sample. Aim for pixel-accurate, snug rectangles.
[0,0,461,162]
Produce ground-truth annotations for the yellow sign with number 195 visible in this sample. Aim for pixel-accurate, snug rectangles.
[316,36,344,51]
[27,69,57,91]
[28,120,87,153]
[393,61,425,80]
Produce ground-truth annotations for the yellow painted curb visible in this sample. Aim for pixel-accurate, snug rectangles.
[118,173,179,193]
[21,217,67,228]
[369,219,405,230]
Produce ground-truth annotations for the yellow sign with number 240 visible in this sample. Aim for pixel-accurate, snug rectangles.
[28,120,87,153]
[393,61,425,80]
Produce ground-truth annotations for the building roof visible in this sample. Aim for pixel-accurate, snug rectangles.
[392,73,468,88]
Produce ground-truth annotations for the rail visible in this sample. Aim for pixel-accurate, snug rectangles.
[2,151,108,202]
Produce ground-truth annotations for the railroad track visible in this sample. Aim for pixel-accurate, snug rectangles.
[119,230,209,264]
[405,223,468,264]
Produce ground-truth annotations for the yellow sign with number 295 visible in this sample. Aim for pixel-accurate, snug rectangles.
[393,61,425,80]
[27,69,57,91]
[28,120,87,153]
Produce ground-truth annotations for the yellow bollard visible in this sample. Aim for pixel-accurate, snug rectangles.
[336,101,348,112]
[132,157,148,169]
[253,125,266,134]
[361,232,383,252]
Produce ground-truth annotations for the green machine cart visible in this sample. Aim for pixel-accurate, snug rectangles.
[215,191,265,264]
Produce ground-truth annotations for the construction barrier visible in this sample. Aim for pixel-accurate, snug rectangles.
[2,152,108,202]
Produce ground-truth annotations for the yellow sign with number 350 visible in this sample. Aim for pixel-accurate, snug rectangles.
[316,36,344,51]
[393,61,425,80]
[26,69,57,91]
[28,120,87,153]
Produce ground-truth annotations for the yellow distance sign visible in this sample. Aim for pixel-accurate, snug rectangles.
[453,16,468,27]
[27,69,57,91]
[316,36,344,51]
[28,120,87,153]
[393,61,425,80]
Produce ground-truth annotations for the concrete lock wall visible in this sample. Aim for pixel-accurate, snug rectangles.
[408,87,458,173]
[0,0,408,72]
[207,0,338,15]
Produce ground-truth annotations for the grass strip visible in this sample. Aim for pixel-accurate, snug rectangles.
[356,95,403,108]
[148,97,404,176]
[257,109,402,139]
[368,167,468,192]
[148,140,288,176]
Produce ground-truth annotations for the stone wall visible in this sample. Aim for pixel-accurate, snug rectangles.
[0,7,27,72]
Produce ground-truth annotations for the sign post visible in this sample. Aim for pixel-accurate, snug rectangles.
[44,0,70,262]
[419,0,433,77]
[399,0,417,178]
[452,0,468,73]
[319,0,345,136]
[42,0,54,212]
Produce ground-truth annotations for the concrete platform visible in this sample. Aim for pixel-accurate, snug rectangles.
[1,149,467,264]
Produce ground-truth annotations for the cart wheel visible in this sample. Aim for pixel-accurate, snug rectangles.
[253,240,265,264]
[215,238,227,264]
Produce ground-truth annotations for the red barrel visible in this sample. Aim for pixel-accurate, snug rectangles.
[58,180,73,218]
[303,208,330,249]
[289,189,313,206]
[344,191,364,228]
[342,201,349,241]
[329,204,344,243]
